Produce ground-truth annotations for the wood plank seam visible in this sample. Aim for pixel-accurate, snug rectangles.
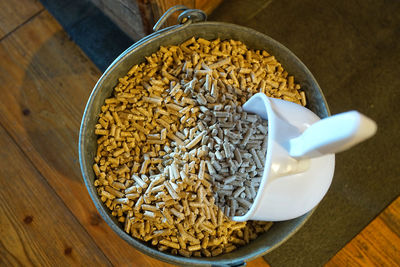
[325,196,400,266]
[325,198,399,265]
[0,119,113,265]
[0,8,44,43]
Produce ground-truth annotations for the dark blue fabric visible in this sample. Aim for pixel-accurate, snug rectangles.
[39,0,134,71]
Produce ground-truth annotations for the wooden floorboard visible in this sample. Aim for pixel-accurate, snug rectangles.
[0,124,111,266]
[0,0,43,39]
[247,257,270,267]
[326,197,400,266]
[0,9,170,267]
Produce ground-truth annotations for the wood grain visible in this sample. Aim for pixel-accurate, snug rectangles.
[0,0,43,39]
[247,257,270,267]
[152,0,195,27]
[89,0,146,40]
[0,125,111,266]
[0,10,170,267]
[195,0,223,15]
[135,0,222,34]
[88,0,222,38]
[326,196,400,266]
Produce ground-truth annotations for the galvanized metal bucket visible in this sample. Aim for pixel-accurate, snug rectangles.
[79,6,330,266]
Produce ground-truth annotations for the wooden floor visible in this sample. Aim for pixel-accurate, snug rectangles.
[0,0,399,266]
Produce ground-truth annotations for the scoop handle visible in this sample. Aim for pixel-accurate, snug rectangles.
[289,111,377,158]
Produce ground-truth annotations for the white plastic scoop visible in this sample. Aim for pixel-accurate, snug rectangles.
[233,93,377,222]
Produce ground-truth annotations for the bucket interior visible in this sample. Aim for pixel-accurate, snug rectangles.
[79,21,329,266]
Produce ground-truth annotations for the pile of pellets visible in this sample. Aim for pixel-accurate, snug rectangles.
[93,37,305,257]
[204,109,268,217]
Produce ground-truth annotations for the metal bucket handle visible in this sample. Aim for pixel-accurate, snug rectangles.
[108,6,206,67]
[153,5,207,32]
[120,6,205,60]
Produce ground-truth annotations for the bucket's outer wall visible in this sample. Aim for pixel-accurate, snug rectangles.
[79,21,330,266]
